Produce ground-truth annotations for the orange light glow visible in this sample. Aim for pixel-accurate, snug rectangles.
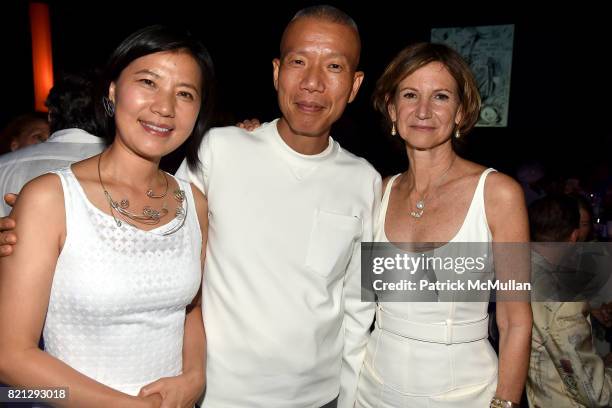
[29,2,54,112]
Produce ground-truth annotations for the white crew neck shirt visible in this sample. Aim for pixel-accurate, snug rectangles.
[177,119,381,407]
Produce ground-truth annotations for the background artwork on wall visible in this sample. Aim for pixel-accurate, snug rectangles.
[432,24,515,127]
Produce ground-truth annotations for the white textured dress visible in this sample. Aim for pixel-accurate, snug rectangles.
[356,169,498,408]
[42,167,202,396]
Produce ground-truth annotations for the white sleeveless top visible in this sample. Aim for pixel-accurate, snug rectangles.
[376,168,495,243]
[43,167,202,396]
[364,168,498,396]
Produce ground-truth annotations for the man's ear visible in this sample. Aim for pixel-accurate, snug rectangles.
[272,59,280,91]
[348,71,364,103]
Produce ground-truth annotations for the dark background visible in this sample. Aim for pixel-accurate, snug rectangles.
[1,1,607,179]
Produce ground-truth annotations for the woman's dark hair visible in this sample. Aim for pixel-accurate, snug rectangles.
[96,25,215,171]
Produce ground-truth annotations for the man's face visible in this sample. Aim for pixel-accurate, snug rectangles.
[273,17,363,140]
[578,207,592,242]
[10,120,49,151]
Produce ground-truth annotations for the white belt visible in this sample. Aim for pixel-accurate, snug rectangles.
[375,306,489,345]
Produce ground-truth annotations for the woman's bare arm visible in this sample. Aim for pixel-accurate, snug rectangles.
[0,174,158,408]
[486,172,532,404]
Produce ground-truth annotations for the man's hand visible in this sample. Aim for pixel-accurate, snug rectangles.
[0,193,18,256]
[139,393,162,408]
[4,193,17,208]
[138,370,204,408]
[236,118,261,131]
[0,216,16,257]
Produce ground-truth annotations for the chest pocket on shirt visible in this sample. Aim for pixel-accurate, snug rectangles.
[305,209,362,279]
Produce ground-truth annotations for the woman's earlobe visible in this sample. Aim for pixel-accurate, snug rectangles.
[387,102,397,123]
[108,82,116,104]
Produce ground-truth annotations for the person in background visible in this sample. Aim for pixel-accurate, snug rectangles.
[0,72,106,216]
[569,193,595,242]
[527,194,612,407]
[570,192,612,360]
[0,112,50,154]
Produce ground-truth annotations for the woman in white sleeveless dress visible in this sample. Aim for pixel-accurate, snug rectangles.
[356,43,532,407]
[0,26,215,407]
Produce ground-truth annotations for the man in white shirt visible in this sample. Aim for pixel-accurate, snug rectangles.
[176,6,380,407]
[0,72,105,216]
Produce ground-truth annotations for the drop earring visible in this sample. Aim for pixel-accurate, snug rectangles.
[102,96,115,117]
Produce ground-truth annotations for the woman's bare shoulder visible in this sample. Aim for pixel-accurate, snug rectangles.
[18,173,64,206]
[9,173,66,243]
[484,171,524,202]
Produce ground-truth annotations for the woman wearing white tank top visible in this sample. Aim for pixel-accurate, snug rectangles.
[355,43,532,408]
[0,26,215,408]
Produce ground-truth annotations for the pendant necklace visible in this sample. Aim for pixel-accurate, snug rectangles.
[409,155,456,219]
